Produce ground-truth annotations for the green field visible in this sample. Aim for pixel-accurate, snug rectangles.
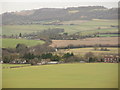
[2,19,118,35]
[2,63,118,88]
[2,38,45,48]
[97,34,119,37]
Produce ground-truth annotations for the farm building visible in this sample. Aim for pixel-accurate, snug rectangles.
[104,55,119,63]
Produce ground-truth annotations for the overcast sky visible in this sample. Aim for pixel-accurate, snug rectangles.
[0,0,119,14]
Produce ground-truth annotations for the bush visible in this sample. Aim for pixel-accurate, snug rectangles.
[51,55,61,61]
[85,52,96,62]
[64,56,80,63]
[41,53,53,59]
[89,57,96,63]
[23,53,35,60]
[30,58,39,65]
[3,56,11,63]
[16,44,28,53]
[62,53,74,58]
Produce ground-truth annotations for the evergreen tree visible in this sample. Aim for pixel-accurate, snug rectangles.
[19,33,22,37]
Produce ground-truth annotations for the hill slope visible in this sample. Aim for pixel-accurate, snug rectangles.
[1,6,118,25]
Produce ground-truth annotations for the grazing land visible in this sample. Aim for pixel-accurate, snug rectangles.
[50,37,119,48]
[2,19,118,35]
[2,63,118,88]
[2,38,45,48]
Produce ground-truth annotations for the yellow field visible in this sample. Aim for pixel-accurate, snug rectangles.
[56,47,119,56]
[2,63,118,88]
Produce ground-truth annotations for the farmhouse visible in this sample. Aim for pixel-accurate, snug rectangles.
[104,55,119,63]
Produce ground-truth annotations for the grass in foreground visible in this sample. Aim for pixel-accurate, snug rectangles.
[2,64,30,68]
[2,38,45,48]
[3,63,118,88]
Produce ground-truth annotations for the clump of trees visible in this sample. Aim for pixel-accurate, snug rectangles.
[2,40,116,65]
[3,45,117,65]
[2,43,107,65]
[3,46,83,65]
[22,52,74,65]
[85,52,96,62]
[93,46,110,51]
[2,42,55,64]
[100,47,109,51]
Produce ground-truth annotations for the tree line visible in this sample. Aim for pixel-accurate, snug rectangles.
[2,42,111,65]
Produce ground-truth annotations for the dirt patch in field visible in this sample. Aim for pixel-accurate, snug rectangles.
[50,37,119,48]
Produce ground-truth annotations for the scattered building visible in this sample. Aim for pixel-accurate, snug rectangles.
[104,55,119,63]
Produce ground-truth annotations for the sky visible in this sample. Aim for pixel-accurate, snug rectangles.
[0,0,119,14]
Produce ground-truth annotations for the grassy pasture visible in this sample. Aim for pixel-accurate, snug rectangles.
[97,34,119,37]
[2,19,118,35]
[2,38,45,48]
[2,63,118,88]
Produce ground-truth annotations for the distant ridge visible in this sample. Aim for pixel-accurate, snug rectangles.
[1,6,118,25]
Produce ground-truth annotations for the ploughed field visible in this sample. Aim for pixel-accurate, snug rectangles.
[2,63,118,88]
[50,37,119,48]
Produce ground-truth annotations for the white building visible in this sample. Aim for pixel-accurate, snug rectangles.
[0,61,3,64]
[47,61,58,64]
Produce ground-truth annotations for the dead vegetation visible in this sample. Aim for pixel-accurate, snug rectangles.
[50,37,119,48]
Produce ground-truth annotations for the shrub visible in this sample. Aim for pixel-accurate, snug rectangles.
[62,52,74,58]
[30,58,39,65]
[51,55,61,61]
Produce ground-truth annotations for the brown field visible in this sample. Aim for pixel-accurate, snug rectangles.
[50,37,119,48]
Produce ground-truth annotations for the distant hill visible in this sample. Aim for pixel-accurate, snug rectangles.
[1,6,118,25]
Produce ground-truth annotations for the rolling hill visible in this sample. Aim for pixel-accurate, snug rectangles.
[1,6,118,25]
